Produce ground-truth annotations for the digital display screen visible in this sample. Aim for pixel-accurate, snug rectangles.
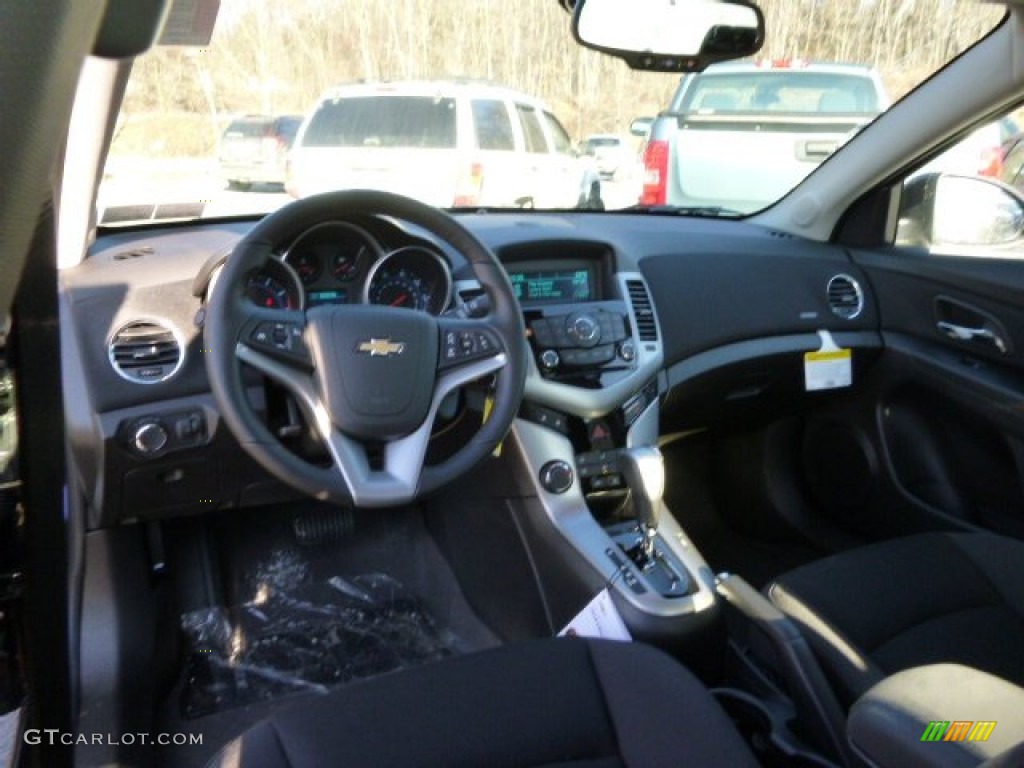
[308,289,348,307]
[509,269,591,304]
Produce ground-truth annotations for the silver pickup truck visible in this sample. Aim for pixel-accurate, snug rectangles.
[636,61,889,213]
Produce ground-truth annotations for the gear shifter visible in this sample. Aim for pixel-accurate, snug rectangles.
[618,445,665,564]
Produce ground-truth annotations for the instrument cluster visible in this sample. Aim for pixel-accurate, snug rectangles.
[244,221,452,315]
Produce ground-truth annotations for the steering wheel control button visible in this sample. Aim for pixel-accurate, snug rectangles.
[540,460,574,494]
[439,327,501,369]
[565,312,601,347]
[246,319,310,366]
[133,421,169,455]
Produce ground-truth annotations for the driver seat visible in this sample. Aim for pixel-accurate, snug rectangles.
[208,637,760,768]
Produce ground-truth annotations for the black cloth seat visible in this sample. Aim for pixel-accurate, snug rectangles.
[209,637,759,768]
[767,532,1024,708]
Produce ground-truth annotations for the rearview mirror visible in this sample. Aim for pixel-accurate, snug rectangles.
[630,117,654,137]
[572,0,764,73]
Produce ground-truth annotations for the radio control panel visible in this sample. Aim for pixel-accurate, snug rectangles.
[525,302,636,379]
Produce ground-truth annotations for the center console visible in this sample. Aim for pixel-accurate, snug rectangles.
[486,242,718,626]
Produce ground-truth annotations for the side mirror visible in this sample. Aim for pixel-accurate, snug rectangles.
[630,117,654,137]
[897,173,1024,249]
[572,0,765,73]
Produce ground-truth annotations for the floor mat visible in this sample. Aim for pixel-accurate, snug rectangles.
[180,560,458,718]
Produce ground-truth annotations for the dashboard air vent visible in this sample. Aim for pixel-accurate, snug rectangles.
[108,320,183,384]
[113,246,154,261]
[827,274,864,320]
[626,280,658,341]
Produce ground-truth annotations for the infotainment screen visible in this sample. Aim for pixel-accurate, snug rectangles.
[508,268,592,304]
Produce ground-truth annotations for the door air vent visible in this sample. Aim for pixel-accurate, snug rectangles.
[827,274,864,320]
[108,320,184,384]
[626,279,658,341]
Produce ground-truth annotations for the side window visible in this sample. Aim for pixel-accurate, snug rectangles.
[542,111,574,155]
[895,109,1024,257]
[515,105,549,154]
[471,100,515,151]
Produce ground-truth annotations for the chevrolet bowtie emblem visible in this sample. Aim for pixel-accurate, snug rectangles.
[356,338,405,357]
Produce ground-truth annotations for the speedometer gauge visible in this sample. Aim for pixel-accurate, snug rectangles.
[370,269,426,309]
[364,246,452,315]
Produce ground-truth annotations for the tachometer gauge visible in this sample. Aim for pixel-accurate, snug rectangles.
[246,273,298,309]
[364,246,452,315]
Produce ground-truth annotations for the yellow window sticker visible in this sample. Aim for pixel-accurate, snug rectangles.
[804,331,852,391]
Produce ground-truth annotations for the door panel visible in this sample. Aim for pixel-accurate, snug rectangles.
[800,245,1024,540]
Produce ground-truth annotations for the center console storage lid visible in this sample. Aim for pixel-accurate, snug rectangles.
[847,664,1024,767]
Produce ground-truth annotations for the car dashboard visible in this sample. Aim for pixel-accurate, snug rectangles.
[61,210,881,535]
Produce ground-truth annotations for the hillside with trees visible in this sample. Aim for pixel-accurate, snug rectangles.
[113,0,1003,158]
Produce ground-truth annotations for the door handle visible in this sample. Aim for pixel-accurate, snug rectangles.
[936,321,1009,353]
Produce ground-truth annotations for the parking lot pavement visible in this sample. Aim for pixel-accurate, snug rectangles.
[99,158,641,219]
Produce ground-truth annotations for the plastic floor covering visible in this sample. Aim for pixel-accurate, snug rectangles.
[180,550,458,717]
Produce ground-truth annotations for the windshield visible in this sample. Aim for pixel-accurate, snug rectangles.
[98,0,1003,224]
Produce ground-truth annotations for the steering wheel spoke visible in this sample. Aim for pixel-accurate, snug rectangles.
[317,401,433,506]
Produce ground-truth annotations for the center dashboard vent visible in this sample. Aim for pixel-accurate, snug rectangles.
[108,320,184,384]
[827,274,864,320]
[625,279,658,341]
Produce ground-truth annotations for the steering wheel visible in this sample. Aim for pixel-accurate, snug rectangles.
[204,190,527,507]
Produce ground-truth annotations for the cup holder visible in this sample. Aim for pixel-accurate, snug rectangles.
[711,688,839,768]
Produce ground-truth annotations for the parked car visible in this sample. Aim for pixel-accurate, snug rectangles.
[218,114,302,190]
[580,133,636,180]
[285,80,603,209]
[6,1,1024,768]
[636,60,888,210]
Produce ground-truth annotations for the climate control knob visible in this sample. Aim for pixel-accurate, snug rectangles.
[618,339,636,362]
[133,421,169,455]
[539,349,560,370]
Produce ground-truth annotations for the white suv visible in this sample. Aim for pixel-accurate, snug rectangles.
[285,80,602,209]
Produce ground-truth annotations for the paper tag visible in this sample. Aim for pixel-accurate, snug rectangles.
[482,394,503,457]
[804,330,852,391]
[558,589,632,641]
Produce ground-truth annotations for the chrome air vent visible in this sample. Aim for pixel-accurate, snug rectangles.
[827,274,864,319]
[108,320,184,384]
[626,279,658,341]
